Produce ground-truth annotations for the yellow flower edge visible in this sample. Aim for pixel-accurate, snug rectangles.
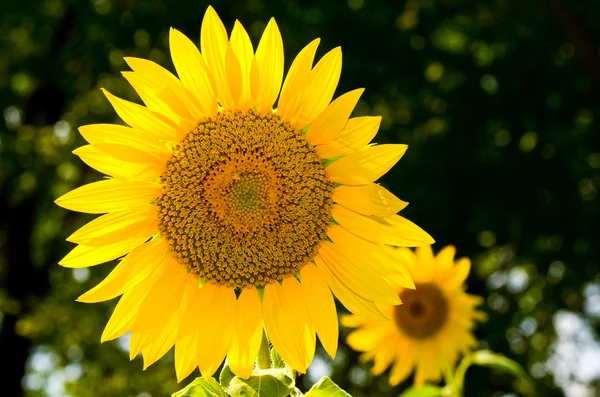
[55,6,434,382]
[343,245,487,387]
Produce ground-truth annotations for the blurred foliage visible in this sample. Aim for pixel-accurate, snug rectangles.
[1,0,599,396]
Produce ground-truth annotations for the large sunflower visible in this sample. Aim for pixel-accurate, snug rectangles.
[343,245,486,386]
[55,6,434,381]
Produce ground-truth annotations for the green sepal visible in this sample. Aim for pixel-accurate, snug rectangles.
[171,377,227,397]
[398,384,443,397]
[270,348,286,369]
[304,376,351,397]
[324,156,343,167]
[220,364,295,397]
[257,287,265,301]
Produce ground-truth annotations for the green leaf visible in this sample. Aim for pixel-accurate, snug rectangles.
[223,367,295,397]
[471,350,527,378]
[171,377,228,397]
[398,384,443,397]
[304,377,351,397]
[470,350,535,396]
[219,364,236,390]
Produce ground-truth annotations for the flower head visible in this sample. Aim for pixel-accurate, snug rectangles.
[55,6,434,381]
[344,245,486,386]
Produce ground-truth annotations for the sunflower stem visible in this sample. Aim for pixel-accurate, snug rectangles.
[451,355,473,397]
[257,331,272,369]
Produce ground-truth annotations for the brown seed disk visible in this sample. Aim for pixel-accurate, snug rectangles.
[156,110,334,288]
[393,283,449,339]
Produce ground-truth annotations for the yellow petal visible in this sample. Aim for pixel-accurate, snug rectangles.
[67,205,158,246]
[100,260,165,343]
[130,332,151,360]
[124,57,206,122]
[225,42,243,106]
[73,145,163,180]
[345,325,390,352]
[306,89,364,146]
[55,179,161,214]
[318,242,400,305]
[340,314,368,328]
[444,257,471,291]
[326,144,407,185]
[228,287,263,379]
[434,245,456,277]
[385,215,435,246]
[132,257,187,337]
[410,254,435,284]
[175,332,199,382]
[314,254,388,321]
[293,47,342,128]
[385,246,419,274]
[370,335,399,376]
[196,284,237,379]
[91,142,166,166]
[177,277,213,339]
[252,18,284,113]
[79,123,170,155]
[229,21,254,111]
[414,345,441,386]
[326,225,414,289]
[121,71,196,132]
[389,343,415,386]
[78,239,168,303]
[118,239,169,293]
[201,6,233,108]
[78,259,131,304]
[415,245,435,263]
[169,28,218,118]
[263,278,316,373]
[59,237,146,268]
[331,205,434,247]
[316,116,381,159]
[277,39,320,123]
[333,184,408,217]
[300,264,338,359]
[101,89,180,141]
[142,309,179,369]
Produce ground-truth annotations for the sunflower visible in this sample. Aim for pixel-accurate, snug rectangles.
[55,6,434,382]
[343,245,486,387]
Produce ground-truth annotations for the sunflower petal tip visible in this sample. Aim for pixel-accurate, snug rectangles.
[205,5,218,19]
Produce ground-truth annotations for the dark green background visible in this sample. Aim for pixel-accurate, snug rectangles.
[1,0,599,396]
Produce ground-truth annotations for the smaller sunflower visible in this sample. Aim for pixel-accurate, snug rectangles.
[343,245,486,387]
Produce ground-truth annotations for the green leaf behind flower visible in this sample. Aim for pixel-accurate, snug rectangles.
[304,377,351,397]
[171,377,227,397]
[398,385,443,397]
[220,365,295,397]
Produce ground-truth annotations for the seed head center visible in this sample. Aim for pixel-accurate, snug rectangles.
[394,283,449,339]
[156,110,334,288]
[233,175,262,210]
